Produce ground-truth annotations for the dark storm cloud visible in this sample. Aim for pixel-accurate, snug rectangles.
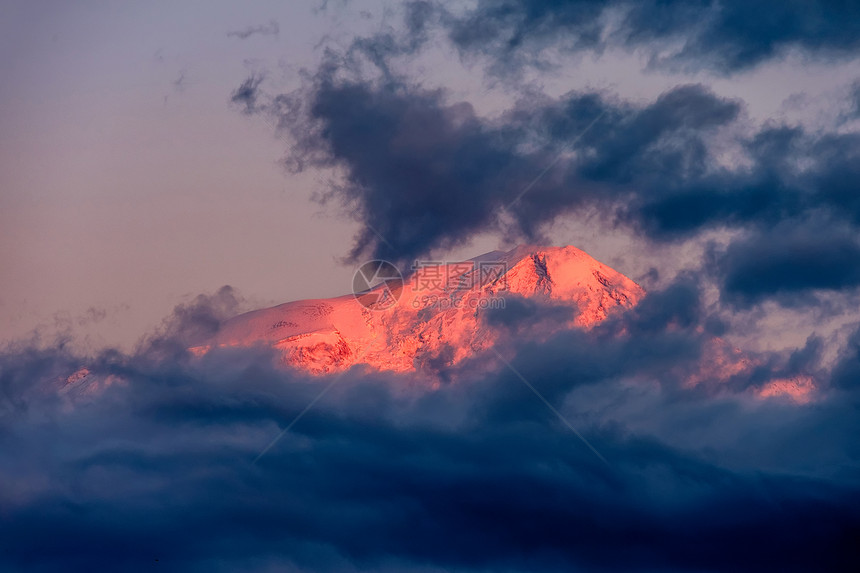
[264,71,747,264]
[532,108,860,246]
[483,294,577,329]
[851,80,860,118]
[244,54,860,307]
[831,324,860,390]
[274,74,543,264]
[135,285,246,362]
[713,221,860,308]
[230,73,265,115]
[226,1,860,308]
[444,0,860,74]
[482,276,823,404]
[227,20,280,40]
[2,283,860,572]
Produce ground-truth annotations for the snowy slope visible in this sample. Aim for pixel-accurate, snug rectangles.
[193,245,645,373]
[58,244,814,402]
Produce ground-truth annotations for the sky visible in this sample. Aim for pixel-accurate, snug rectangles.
[1,1,364,349]
[4,0,860,352]
[2,1,860,571]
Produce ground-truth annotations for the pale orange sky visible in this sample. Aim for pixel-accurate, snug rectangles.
[3,0,859,351]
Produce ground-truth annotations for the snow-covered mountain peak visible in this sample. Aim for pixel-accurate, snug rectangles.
[193,245,644,374]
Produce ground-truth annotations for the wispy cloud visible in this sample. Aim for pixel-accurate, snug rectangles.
[227,19,279,40]
[445,0,860,75]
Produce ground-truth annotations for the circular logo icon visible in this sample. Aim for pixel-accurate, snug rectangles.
[352,260,403,310]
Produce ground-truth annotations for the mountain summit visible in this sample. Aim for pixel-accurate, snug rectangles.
[193,245,644,373]
[63,245,813,403]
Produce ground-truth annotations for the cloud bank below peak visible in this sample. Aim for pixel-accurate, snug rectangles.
[2,280,860,572]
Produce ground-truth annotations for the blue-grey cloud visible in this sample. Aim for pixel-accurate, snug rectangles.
[263,72,745,264]
[230,2,860,312]
[830,321,860,392]
[2,283,859,572]
[242,65,860,310]
[443,0,860,74]
[713,220,860,308]
[851,80,860,117]
[230,73,266,115]
[227,20,280,40]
